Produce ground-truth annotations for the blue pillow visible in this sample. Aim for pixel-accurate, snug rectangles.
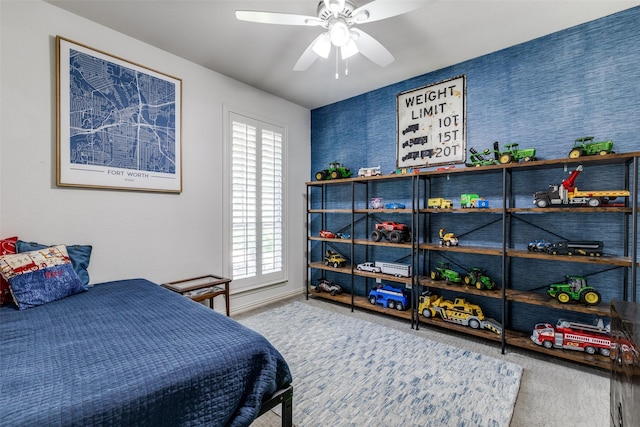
[16,240,92,288]
[8,263,85,310]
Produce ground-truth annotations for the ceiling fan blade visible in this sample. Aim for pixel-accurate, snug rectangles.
[351,28,394,67]
[235,10,324,26]
[351,1,424,24]
[293,35,324,71]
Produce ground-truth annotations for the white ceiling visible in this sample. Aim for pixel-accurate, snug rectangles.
[46,0,639,110]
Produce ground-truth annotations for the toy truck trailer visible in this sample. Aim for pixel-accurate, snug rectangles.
[531,318,611,356]
[533,164,630,207]
[375,261,411,277]
[546,240,603,257]
[418,293,502,334]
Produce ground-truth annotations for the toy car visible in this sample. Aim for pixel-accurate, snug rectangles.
[319,230,336,238]
[371,221,411,243]
[356,262,381,273]
[527,239,551,252]
[324,250,346,268]
[315,279,343,296]
[384,203,406,209]
[335,232,350,239]
[368,285,410,311]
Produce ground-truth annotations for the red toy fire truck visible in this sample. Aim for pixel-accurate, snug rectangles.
[531,318,611,357]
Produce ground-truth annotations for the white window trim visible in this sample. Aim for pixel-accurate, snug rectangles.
[222,105,288,292]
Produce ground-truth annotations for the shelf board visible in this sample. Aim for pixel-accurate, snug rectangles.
[506,289,610,317]
[308,208,352,213]
[308,261,352,274]
[419,208,503,214]
[509,206,633,213]
[507,333,611,370]
[308,289,414,321]
[417,276,503,300]
[419,243,504,257]
[308,236,353,243]
[507,248,636,267]
[306,152,640,185]
[354,208,413,214]
[353,238,414,248]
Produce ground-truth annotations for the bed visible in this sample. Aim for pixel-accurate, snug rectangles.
[0,278,293,427]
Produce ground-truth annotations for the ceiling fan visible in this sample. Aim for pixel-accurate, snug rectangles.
[235,0,422,72]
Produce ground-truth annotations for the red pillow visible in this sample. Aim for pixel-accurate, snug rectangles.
[0,236,18,305]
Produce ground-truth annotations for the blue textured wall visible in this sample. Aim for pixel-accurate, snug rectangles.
[309,7,640,334]
[311,7,640,174]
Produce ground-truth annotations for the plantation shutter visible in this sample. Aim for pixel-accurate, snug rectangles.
[230,113,284,284]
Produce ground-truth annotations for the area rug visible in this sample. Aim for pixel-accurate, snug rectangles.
[240,302,522,427]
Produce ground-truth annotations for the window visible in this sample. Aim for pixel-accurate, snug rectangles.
[228,112,285,287]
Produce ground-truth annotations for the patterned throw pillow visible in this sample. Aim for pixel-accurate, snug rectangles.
[0,245,85,310]
[0,236,18,305]
[16,240,92,288]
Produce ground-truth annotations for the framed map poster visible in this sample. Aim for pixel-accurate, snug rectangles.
[396,75,466,169]
[56,36,182,193]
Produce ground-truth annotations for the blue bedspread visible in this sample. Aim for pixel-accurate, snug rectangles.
[0,279,291,427]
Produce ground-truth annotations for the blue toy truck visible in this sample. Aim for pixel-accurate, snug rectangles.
[368,285,410,311]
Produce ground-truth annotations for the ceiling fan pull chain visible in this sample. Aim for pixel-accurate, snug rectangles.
[335,49,339,80]
[345,57,349,76]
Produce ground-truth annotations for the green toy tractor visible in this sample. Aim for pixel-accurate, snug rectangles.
[315,161,353,181]
[430,262,462,285]
[547,275,601,306]
[568,136,614,158]
[464,267,497,290]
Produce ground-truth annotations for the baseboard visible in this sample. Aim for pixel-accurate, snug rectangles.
[230,288,305,315]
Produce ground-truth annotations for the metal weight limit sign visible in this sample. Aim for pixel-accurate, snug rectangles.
[396,75,466,169]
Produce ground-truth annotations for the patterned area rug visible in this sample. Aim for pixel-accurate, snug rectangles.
[240,302,522,427]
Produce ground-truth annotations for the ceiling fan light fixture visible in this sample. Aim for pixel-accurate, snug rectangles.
[312,33,332,58]
[329,20,350,47]
[341,39,358,59]
[324,0,346,15]
[353,10,369,24]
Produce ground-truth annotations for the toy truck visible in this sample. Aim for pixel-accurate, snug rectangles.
[324,250,346,268]
[531,318,611,356]
[547,275,601,306]
[430,261,462,284]
[418,293,502,334]
[568,136,614,158]
[533,164,630,207]
[358,166,382,177]
[356,262,381,273]
[438,228,458,246]
[315,161,353,181]
[546,240,603,257]
[370,221,411,243]
[428,198,453,209]
[374,261,411,278]
[460,193,489,208]
[368,285,410,311]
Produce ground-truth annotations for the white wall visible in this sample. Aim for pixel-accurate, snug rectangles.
[0,1,310,313]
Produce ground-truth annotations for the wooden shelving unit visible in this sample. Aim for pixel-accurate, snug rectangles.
[307,151,639,369]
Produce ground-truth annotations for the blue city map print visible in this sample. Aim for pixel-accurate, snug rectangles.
[68,49,176,174]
